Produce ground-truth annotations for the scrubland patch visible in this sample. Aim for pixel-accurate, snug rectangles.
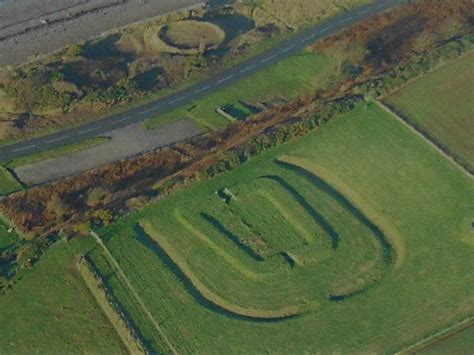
[250,0,371,29]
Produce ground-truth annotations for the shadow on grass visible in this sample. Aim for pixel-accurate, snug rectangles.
[275,161,394,265]
[133,223,299,323]
[85,252,158,354]
[200,212,265,261]
[259,175,340,250]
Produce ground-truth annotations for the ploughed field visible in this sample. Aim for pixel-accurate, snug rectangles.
[385,52,474,170]
[87,102,474,353]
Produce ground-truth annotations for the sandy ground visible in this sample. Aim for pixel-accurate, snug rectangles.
[0,0,205,66]
[14,119,202,185]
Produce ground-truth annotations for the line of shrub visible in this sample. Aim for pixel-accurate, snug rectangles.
[356,34,474,98]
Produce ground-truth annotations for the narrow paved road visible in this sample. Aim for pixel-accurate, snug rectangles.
[0,0,409,163]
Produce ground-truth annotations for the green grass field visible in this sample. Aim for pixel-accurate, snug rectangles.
[385,52,474,169]
[0,237,126,354]
[88,102,474,353]
[0,218,18,250]
[146,50,336,130]
[0,166,22,195]
[419,326,474,355]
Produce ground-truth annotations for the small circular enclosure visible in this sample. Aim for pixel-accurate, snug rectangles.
[160,20,225,51]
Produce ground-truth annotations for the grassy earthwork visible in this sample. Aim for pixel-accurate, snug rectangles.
[87,102,474,353]
[161,20,225,49]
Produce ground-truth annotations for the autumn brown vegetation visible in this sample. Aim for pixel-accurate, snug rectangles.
[0,0,472,257]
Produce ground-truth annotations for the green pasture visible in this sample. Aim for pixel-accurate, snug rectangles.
[0,218,18,250]
[419,326,474,355]
[0,166,22,196]
[0,238,126,354]
[146,50,336,130]
[89,102,474,353]
[385,52,474,169]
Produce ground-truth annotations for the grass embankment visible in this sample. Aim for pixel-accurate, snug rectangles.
[0,238,126,353]
[87,102,473,353]
[141,220,302,320]
[162,21,225,49]
[95,151,388,318]
[276,156,405,269]
[77,257,146,355]
[90,231,178,354]
[385,52,474,169]
[0,166,22,195]
[146,51,335,129]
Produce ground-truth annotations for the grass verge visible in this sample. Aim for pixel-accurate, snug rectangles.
[0,166,22,195]
[146,50,335,130]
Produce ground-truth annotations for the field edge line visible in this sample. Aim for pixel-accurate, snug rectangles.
[394,316,474,354]
[76,256,147,355]
[90,231,178,355]
[374,100,473,179]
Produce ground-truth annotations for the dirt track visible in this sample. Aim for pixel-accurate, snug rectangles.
[0,0,204,66]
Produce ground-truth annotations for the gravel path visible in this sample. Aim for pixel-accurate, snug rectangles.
[0,0,204,66]
[14,119,201,185]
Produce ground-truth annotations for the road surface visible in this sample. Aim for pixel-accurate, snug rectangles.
[0,0,410,163]
[0,0,205,66]
[14,119,201,185]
